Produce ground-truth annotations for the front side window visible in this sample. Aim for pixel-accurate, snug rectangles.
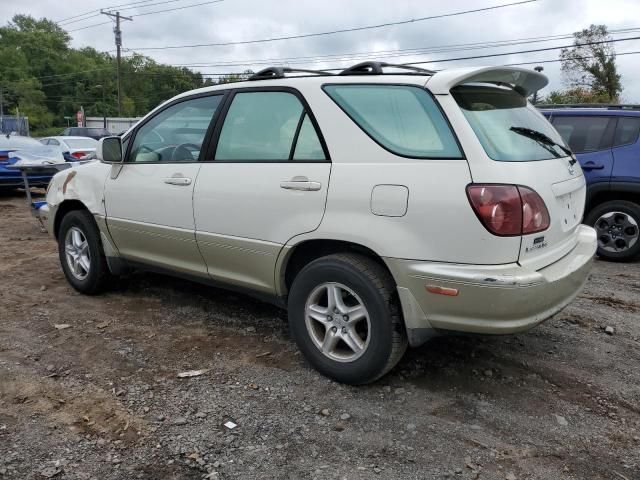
[613,116,640,147]
[129,95,222,163]
[452,85,568,161]
[324,84,462,158]
[215,91,325,161]
[551,115,613,153]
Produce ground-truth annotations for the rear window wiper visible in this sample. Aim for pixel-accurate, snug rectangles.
[510,126,575,161]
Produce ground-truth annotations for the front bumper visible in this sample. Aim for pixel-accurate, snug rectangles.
[386,225,597,344]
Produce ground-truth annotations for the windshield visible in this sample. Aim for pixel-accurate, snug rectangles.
[452,85,568,161]
[65,138,98,148]
[0,135,43,149]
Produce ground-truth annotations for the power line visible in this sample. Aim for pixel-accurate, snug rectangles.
[66,0,224,32]
[124,35,640,76]
[59,0,194,25]
[158,27,640,69]
[34,33,640,85]
[400,35,640,67]
[126,0,539,51]
[56,0,157,24]
[134,0,224,17]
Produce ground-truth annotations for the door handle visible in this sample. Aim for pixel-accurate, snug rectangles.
[582,162,604,170]
[280,176,322,191]
[164,177,192,186]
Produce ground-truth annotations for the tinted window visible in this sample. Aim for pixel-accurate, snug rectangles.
[215,91,307,161]
[49,139,60,146]
[293,114,325,161]
[129,95,222,163]
[452,86,567,161]
[87,128,110,136]
[613,116,640,147]
[324,84,461,158]
[551,116,613,153]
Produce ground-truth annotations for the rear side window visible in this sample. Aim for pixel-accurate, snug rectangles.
[613,117,640,147]
[551,116,614,153]
[324,84,462,158]
[215,91,326,161]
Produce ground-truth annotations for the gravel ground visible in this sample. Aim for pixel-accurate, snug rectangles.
[1,190,639,480]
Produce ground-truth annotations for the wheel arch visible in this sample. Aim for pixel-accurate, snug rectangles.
[53,199,91,239]
[586,184,640,213]
[278,238,396,297]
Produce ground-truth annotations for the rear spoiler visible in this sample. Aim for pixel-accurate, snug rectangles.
[425,66,548,97]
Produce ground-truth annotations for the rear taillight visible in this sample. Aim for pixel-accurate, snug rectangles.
[519,186,550,234]
[71,151,87,159]
[466,184,550,236]
[0,152,8,161]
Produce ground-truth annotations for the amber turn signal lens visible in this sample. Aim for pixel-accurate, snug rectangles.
[426,285,459,296]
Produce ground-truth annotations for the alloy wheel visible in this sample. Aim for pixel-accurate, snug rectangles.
[64,226,91,280]
[594,211,639,253]
[304,282,371,363]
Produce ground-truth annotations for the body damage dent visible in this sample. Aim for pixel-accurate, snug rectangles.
[47,162,111,216]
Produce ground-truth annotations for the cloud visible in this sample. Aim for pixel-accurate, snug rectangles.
[2,0,638,99]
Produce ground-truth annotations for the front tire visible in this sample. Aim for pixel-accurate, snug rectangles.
[585,200,640,262]
[288,253,407,385]
[58,210,113,294]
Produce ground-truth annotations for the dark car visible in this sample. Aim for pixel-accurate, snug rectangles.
[60,127,111,140]
[540,105,640,261]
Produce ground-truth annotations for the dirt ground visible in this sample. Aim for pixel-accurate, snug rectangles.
[1,190,639,480]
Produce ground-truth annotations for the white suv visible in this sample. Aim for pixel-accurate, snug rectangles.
[42,62,597,384]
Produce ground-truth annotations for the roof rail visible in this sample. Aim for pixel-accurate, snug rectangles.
[537,103,640,110]
[339,61,435,76]
[248,67,334,81]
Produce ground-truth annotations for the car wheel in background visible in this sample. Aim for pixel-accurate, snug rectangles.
[287,253,407,385]
[585,200,640,262]
[58,210,114,294]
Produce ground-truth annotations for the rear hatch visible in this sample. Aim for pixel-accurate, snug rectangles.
[449,82,586,270]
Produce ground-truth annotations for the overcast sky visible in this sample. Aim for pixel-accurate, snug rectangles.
[3,0,640,101]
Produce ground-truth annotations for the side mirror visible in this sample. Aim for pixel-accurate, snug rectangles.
[97,136,123,163]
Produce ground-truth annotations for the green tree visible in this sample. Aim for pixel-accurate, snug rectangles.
[559,24,622,102]
[542,86,612,105]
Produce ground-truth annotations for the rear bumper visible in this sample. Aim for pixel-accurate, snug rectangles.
[386,225,597,344]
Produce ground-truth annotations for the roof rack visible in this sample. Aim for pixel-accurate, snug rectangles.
[339,61,435,76]
[248,67,334,81]
[537,103,640,110]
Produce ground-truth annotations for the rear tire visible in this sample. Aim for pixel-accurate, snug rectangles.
[287,253,407,385]
[58,210,114,294]
[585,200,640,262]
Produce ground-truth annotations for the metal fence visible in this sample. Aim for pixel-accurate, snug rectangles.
[0,116,30,136]
[85,117,140,134]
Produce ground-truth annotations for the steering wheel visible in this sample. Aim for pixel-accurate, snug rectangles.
[170,143,201,162]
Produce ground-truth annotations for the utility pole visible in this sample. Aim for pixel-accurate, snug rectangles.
[101,10,132,116]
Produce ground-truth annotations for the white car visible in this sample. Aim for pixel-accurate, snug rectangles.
[41,63,597,384]
[39,136,98,161]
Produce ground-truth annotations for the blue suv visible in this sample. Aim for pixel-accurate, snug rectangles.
[540,106,640,261]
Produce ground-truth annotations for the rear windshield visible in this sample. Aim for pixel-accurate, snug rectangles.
[324,84,462,158]
[452,85,567,161]
[65,138,98,148]
[87,128,110,135]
